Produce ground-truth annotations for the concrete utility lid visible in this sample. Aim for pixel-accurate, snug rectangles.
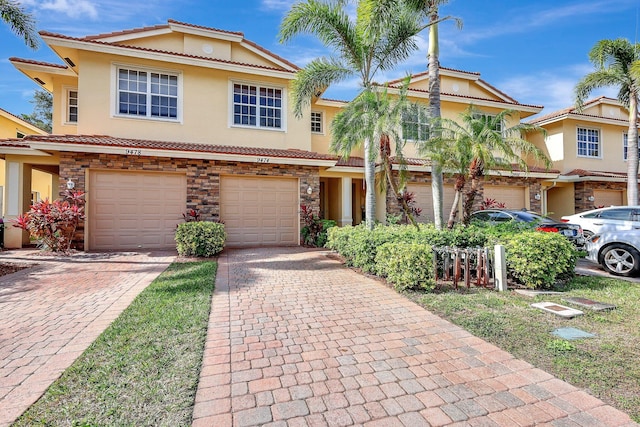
[563,297,617,311]
[531,302,584,318]
[552,327,596,340]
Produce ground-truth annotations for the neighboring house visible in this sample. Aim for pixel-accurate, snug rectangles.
[527,96,640,217]
[0,108,51,221]
[0,20,554,250]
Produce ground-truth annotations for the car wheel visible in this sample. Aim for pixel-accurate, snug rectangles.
[600,244,640,277]
[583,230,594,239]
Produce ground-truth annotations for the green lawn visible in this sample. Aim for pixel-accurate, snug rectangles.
[409,275,640,422]
[14,261,217,427]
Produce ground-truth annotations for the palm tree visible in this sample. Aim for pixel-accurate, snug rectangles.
[576,38,640,205]
[419,106,550,226]
[404,0,461,229]
[331,80,419,227]
[279,0,424,230]
[1,0,38,49]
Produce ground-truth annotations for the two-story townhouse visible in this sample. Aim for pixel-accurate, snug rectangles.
[527,96,640,217]
[0,20,555,251]
[0,108,51,218]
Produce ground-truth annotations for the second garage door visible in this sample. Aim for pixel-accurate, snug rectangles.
[88,171,186,251]
[406,183,456,223]
[483,185,526,209]
[593,189,623,207]
[221,176,298,247]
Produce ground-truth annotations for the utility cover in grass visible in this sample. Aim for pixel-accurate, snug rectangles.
[553,327,596,340]
[563,297,617,311]
[531,302,584,318]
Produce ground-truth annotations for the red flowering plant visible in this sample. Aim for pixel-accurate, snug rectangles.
[13,190,86,253]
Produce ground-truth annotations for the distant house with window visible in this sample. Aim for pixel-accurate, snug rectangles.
[0,19,559,250]
[527,96,640,217]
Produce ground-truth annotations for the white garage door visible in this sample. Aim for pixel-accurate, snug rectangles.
[221,176,298,247]
[483,185,526,209]
[88,171,186,251]
[406,183,456,223]
[593,189,623,207]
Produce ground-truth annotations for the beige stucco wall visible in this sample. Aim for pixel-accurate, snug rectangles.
[51,75,80,135]
[73,51,310,150]
[0,115,44,139]
[546,183,575,218]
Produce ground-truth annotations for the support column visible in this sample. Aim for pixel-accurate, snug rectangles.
[340,177,353,226]
[4,161,32,248]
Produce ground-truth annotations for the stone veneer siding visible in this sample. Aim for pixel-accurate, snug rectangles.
[386,172,543,221]
[59,152,320,249]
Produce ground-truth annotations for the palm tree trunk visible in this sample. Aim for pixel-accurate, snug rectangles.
[462,158,483,225]
[364,137,376,230]
[446,174,465,228]
[428,17,444,229]
[627,93,639,205]
[380,134,418,227]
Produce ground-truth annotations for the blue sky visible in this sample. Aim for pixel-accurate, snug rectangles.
[1,0,639,119]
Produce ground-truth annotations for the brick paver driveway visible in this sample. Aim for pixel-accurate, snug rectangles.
[193,247,637,427]
[0,250,174,427]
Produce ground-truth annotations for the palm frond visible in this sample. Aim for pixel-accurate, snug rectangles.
[0,0,38,49]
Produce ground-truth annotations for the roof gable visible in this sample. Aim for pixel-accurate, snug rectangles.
[529,96,637,126]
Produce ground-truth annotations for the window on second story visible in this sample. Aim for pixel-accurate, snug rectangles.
[577,127,600,158]
[623,132,640,161]
[473,112,503,132]
[16,131,25,138]
[311,111,323,134]
[402,107,429,141]
[67,89,78,123]
[117,67,179,120]
[232,83,283,130]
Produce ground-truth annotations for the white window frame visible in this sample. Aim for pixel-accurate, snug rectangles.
[576,126,601,159]
[473,112,503,132]
[62,86,78,125]
[111,63,183,123]
[311,111,324,134]
[401,107,430,142]
[228,80,287,132]
[623,132,640,161]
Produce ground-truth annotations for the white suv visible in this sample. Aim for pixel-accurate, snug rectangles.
[561,206,640,238]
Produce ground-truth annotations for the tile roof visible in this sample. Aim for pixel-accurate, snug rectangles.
[335,156,364,167]
[9,57,69,69]
[396,87,543,109]
[563,169,630,179]
[82,23,171,40]
[166,19,244,36]
[528,96,634,124]
[15,134,338,161]
[385,66,481,85]
[0,139,31,148]
[39,31,295,74]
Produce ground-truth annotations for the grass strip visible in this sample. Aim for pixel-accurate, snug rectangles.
[14,261,217,427]
[410,275,640,422]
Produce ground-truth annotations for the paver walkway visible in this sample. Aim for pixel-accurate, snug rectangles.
[193,247,638,427]
[0,250,174,427]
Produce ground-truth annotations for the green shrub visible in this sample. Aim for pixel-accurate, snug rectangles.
[375,242,435,291]
[495,231,577,289]
[175,222,226,257]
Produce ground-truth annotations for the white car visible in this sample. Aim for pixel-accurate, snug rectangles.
[561,206,640,238]
[586,230,640,276]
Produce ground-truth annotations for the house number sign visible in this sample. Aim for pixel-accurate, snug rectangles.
[257,157,270,163]
[125,149,142,156]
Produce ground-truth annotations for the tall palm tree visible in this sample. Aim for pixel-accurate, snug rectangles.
[404,0,461,229]
[331,80,419,227]
[1,0,38,49]
[419,106,550,226]
[576,38,640,205]
[279,0,424,230]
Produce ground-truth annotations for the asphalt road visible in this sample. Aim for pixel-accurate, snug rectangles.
[575,258,640,283]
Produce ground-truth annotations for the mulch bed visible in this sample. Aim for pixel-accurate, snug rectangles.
[0,263,31,277]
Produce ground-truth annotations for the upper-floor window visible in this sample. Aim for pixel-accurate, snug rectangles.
[402,107,429,141]
[311,111,323,133]
[577,127,600,158]
[473,112,503,132]
[623,132,640,161]
[232,83,283,130]
[67,89,78,123]
[16,131,25,138]
[117,67,179,120]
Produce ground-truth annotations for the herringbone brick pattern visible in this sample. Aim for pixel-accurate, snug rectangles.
[193,247,638,427]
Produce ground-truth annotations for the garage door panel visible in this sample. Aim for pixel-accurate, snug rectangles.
[593,190,623,207]
[406,183,456,223]
[483,185,526,209]
[221,176,298,247]
[89,171,186,250]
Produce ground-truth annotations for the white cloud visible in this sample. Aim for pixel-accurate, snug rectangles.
[38,0,98,19]
[261,0,296,11]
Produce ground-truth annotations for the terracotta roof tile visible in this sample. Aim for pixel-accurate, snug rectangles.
[16,134,338,161]
[81,23,171,40]
[528,96,635,124]
[167,19,244,36]
[395,86,542,109]
[385,66,481,85]
[240,38,299,71]
[0,139,31,148]
[563,169,630,178]
[9,57,68,69]
[39,31,295,74]
[335,156,364,167]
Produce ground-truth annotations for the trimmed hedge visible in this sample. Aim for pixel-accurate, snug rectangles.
[375,242,435,291]
[175,222,226,257]
[326,223,578,290]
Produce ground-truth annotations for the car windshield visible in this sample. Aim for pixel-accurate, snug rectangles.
[511,211,555,223]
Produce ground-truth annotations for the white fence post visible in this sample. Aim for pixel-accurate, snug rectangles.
[494,244,508,292]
